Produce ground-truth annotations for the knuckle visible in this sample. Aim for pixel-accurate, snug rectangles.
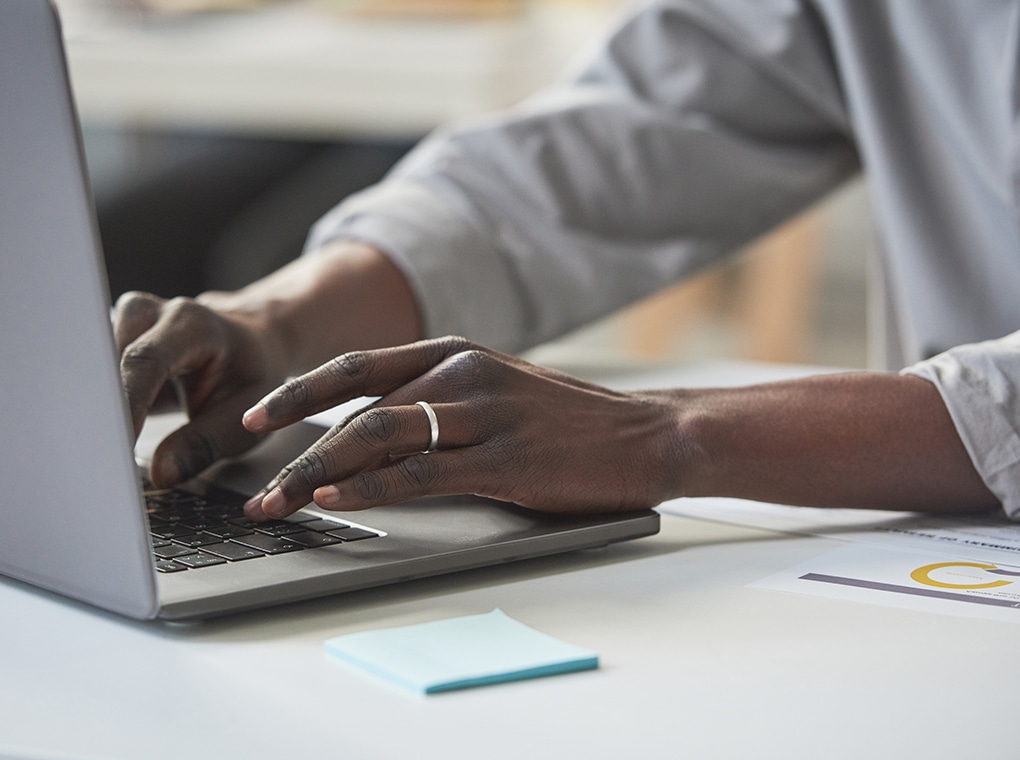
[162,295,199,314]
[446,348,491,377]
[161,295,221,332]
[394,455,440,489]
[356,408,398,444]
[276,377,311,408]
[437,335,476,355]
[120,343,169,374]
[114,290,160,317]
[484,434,524,471]
[419,335,480,368]
[456,348,489,367]
[162,297,215,332]
[325,352,367,382]
[433,348,503,393]
[114,290,148,306]
[353,471,385,502]
[292,449,329,488]
[352,455,439,504]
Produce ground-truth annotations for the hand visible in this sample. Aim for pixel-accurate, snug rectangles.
[240,337,684,519]
[114,291,288,488]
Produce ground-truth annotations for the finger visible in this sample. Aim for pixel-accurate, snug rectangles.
[244,401,474,519]
[148,376,185,416]
[313,448,491,511]
[242,335,476,433]
[112,291,164,353]
[239,413,352,506]
[113,292,180,420]
[119,298,224,436]
[149,392,265,487]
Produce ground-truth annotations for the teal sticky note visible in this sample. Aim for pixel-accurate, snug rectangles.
[323,609,599,694]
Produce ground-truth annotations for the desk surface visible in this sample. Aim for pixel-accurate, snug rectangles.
[4,360,1019,759]
[60,0,621,139]
[2,513,1018,759]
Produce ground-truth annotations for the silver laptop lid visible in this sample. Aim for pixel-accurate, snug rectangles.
[0,0,158,618]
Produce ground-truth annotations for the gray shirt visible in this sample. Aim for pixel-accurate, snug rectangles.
[306,0,1020,517]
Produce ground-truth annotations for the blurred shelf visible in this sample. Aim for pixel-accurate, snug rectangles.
[59,0,624,139]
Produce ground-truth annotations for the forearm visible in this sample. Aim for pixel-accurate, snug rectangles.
[670,371,998,513]
[196,241,422,376]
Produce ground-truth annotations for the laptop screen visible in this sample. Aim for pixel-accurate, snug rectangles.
[0,0,158,618]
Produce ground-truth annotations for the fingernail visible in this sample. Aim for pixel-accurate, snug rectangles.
[261,487,287,518]
[242,403,267,431]
[243,492,266,519]
[151,456,181,489]
[314,485,342,508]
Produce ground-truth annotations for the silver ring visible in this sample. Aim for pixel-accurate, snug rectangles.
[415,401,439,453]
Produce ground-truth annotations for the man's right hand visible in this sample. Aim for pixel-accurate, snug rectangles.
[111,241,423,489]
[113,290,288,488]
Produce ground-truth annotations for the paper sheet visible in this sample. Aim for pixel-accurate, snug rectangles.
[661,496,1020,565]
[324,609,599,694]
[751,544,1020,624]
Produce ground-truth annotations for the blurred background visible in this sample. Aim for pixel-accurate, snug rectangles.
[59,0,871,372]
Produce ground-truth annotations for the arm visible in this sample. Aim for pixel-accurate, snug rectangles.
[117,0,856,486]
[196,241,421,372]
[675,371,995,513]
[240,340,997,520]
[307,0,859,352]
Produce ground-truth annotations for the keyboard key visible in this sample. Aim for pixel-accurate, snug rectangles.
[202,542,266,562]
[145,485,379,570]
[149,492,201,508]
[180,517,228,532]
[203,523,254,539]
[203,485,248,507]
[254,522,306,537]
[228,516,269,530]
[282,531,343,548]
[200,507,245,521]
[232,533,305,555]
[302,519,351,533]
[150,510,188,523]
[155,560,188,573]
[172,533,223,548]
[326,527,379,542]
[230,514,308,531]
[154,544,198,560]
[175,552,228,569]
[150,524,199,539]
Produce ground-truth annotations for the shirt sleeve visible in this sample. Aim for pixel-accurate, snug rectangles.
[306,0,859,352]
[902,331,1020,519]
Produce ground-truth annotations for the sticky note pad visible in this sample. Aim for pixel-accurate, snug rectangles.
[324,609,599,694]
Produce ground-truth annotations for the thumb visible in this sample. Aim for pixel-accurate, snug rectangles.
[149,398,264,487]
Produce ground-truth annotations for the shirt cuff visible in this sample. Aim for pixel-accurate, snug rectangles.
[902,335,1020,520]
[304,181,532,353]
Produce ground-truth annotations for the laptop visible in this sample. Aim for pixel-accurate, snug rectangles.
[0,0,659,621]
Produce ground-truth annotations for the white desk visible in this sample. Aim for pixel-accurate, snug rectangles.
[2,361,1019,759]
[59,0,622,140]
[3,514,1019,759]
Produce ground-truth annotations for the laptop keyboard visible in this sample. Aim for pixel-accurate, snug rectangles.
[145,485,380,573]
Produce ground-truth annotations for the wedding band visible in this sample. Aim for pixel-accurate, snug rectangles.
[415,401,439,453]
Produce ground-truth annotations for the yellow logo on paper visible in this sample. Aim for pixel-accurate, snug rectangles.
[910,561,1015,590]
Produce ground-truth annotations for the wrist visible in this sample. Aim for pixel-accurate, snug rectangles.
[633,388,713,503]
[196,240,423,375]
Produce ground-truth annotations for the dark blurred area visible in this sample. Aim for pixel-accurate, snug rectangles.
[86,129,411,299]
